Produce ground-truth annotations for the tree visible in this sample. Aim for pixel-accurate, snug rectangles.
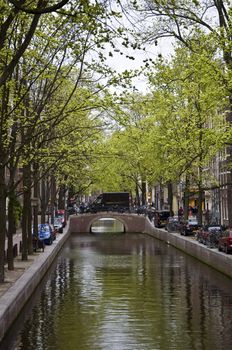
[89,92,158,204]
[0,0,135,281]
[132,0,232,222]
[1,7,104,266]
[144,42,229,221]
[0,0,72,284]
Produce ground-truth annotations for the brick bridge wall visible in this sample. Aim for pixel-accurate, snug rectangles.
[69,213,155,233]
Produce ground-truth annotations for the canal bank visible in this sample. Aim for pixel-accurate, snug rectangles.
[0,222,70,343]
[144,221,232,279]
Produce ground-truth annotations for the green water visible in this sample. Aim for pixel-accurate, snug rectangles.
[2,231,232,350]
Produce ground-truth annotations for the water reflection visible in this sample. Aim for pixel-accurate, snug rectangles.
[91,218,125,233]
[1,233,232,350]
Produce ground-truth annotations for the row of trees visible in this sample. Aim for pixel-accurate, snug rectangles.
[135,0,232,219]
[88,1,232,220]
[0,1,136,282]
[89,41,231,223]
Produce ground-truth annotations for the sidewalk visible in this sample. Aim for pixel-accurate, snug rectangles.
[0,222,70,343]
[2,217,54,299]
[1,224,45,299]
[0,254,39,299]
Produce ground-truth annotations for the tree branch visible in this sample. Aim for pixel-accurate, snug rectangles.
[0,13,41,86]
[8,0,70,14]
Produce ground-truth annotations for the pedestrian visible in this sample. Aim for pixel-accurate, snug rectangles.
[205,209,210,225]
[178,207,183,217]
[189,206,193,216]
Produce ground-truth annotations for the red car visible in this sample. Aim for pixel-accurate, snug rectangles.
[218,229,232,254]
[197,224,223,247]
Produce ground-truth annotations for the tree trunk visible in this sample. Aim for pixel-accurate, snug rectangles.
[226,144,232,227]
[183,175,190,220]
[135,184,140,206]
[0,83,10,281]
[227,183,232,226]
[33,163,39,240]
[58,185,66,209]
[197,187,203,226]
[7,149,18,269]
[7,192,16,270]
[27,180,32,255]
[197,162,204,226]
[41,177,46,224]
[0,164,6,282]
[46,177,51,222]
[141,179,146,206]
[167,182,173,214]
[50,175,56,225]
[160,183,164,210]
[21,164,31,260]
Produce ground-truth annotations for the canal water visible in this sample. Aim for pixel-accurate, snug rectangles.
[1,220,232,350]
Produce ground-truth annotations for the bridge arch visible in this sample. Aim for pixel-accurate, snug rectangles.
[69,213,153,234]
[88,215,128,233]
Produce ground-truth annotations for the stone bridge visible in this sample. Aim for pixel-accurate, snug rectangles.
[69,213,155,234]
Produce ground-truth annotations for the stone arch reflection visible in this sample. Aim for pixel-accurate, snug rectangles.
[90,217,125,233]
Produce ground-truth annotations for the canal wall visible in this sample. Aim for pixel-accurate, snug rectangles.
[144,218,232,279]
[0,224,71,343]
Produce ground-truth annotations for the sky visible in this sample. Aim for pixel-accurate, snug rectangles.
[102,0,219,94]
[87,0,219,95]
[100,2,176,94]
[105,36,175,93]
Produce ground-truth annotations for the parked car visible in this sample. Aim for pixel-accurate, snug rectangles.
[154,210,170,228]
[218,229,232,254]
[37,223,54,245]
[31,227,45,252]
[50,224,57,241]
[55,209,66,227]
[197,224,223,247]
[67,206,76,215]
[79,203,89,213]
[136,205,149,215]
[179,217,200,236]
[147,206,156,221]
[166,216,182,232]
[54,217,63,233]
